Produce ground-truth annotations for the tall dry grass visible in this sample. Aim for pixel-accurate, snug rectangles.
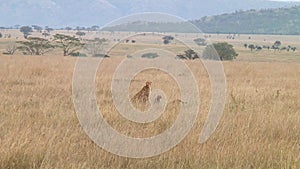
[0,54,299,168]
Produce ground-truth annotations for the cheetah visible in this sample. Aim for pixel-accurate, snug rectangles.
[154,95,162,104]
[131,81,152,110]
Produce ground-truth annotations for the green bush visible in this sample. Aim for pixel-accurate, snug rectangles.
[203,42,238,61]
[70,52,87,57]
[194,38,207,46]
[93,53,109,58]
[176,49,200,60]
[141,53,159,59]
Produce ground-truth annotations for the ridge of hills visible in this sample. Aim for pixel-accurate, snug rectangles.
[102,6,300,35]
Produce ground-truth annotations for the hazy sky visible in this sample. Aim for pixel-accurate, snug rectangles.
[269,0,300,1]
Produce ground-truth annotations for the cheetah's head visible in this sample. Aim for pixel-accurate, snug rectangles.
[146,81,152,87]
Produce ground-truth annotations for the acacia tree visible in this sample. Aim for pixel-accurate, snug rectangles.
[32,25,43,32]
[84,38,108,57]
[162,36,174,44]
[42,32,50,38]
[20,26,33,39]
[4,42,18,55]
[91,25,99,31]
[53,34,84,56]
[274,41,281,47]
[65,27,72,31]
[272,40,281,51]
[176,49,200,60]
[17,37,54,55]
[45,26,54,33]
[194,38,207,46]
[76,31,86,39]
[248,44,255,51]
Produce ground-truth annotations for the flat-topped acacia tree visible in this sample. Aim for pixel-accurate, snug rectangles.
[20,26,33,39]
[84,38,108,57]
[53,34,84,56]
[17,37,54,55]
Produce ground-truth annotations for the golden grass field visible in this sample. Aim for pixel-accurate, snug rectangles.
[0,30,299,168]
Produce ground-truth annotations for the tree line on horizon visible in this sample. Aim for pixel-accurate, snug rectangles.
[2,26,108,57]
[3,28,239,61]
[244,41,296,52]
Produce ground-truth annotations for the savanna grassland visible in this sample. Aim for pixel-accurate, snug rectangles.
[0,31,299,168]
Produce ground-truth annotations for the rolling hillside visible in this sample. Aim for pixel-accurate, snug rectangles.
[193,6,300,35]
[103,6,300,35]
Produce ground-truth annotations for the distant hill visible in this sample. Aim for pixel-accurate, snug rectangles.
[193,6,300,35]
[101,21,200,33]
[103,6,300,35]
